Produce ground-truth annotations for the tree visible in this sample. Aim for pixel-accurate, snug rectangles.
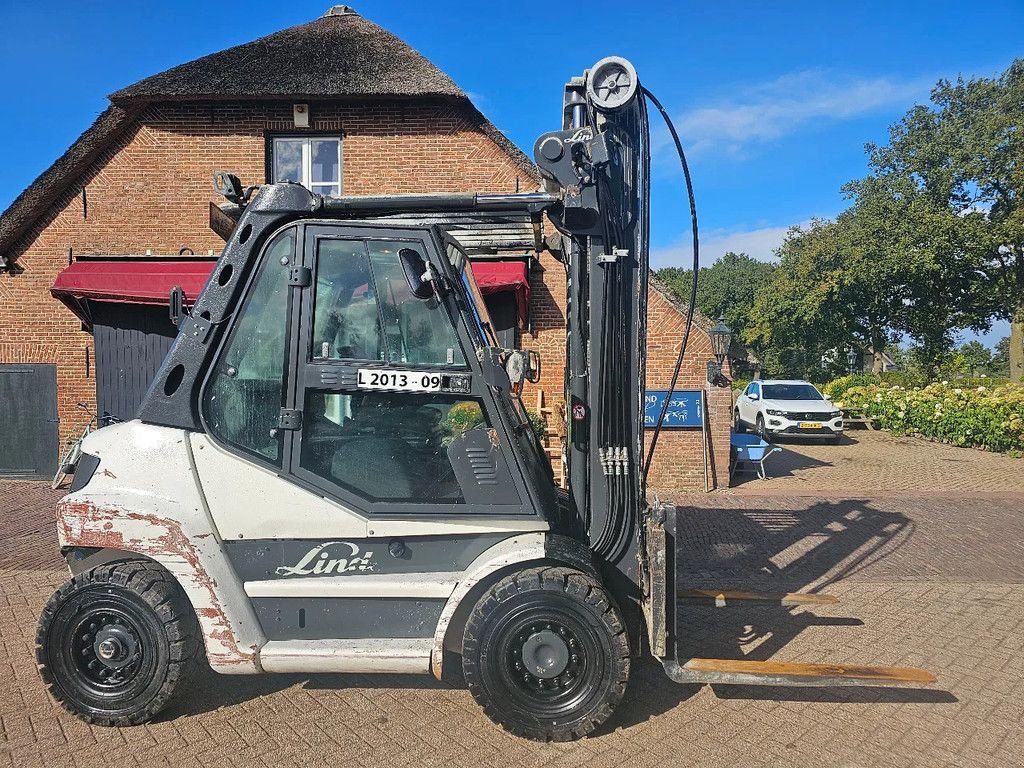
[745,177,952,380]
[955,340,993,375]
[990,336,1011,377]
[866,60,1024,380]
[657,251,775,350]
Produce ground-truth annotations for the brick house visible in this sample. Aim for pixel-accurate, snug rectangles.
[0,6,730,491]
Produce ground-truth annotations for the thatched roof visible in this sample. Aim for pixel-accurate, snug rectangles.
[0,6,536,263]
[109,6,464,104]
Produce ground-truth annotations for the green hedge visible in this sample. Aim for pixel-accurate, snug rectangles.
[821,373,878,400]
[836,382,1024,454]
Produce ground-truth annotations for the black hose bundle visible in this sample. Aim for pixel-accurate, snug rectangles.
[640,86,699,488]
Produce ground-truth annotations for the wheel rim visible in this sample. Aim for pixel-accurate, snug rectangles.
[49,591,162,707]
[71,609,144,690]
[489,602,605,719]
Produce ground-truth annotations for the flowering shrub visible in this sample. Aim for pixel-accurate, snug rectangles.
[822,373,878,400]
[837,382,1024,453]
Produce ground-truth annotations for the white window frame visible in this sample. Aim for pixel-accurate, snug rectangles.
[271,136,342,197]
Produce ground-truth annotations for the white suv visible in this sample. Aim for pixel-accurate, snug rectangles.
[734,379,843,442]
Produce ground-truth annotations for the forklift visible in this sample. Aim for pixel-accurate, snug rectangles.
[37,57,935,741]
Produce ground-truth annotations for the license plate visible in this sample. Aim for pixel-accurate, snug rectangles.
[357,369,443,392]
[798,421,822,429]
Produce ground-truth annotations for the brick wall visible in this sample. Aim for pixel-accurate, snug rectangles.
[643,288,732,494]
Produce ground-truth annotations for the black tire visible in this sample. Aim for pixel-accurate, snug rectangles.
[756,414,770,442]
[462,566,630,742]
[36,560,199,726]
[734,409,746,433]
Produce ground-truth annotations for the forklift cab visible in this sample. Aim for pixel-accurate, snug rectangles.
[200,218,557,521]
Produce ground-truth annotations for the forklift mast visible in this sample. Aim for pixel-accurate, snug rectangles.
[532,58,650,586]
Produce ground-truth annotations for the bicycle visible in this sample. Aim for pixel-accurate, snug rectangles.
[51,403,120,490]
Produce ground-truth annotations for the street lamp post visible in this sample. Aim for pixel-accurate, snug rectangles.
[847,347,858,374]
[707,314,733,386]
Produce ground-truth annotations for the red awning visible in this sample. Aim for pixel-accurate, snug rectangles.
[51,259,216,325]
[51,256,531,329]
[469,259,530,329]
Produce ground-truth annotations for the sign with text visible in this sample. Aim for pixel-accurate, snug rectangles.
[643,390,703,428]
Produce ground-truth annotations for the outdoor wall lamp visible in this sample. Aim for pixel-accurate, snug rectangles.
[706,313,732,386]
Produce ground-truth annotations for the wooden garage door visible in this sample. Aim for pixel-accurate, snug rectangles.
[0,364,58,479]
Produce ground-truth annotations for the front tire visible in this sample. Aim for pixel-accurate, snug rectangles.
[756,414,771,442]
[36,561,199,726]
[734,409,746,433]
[462,566,630,742]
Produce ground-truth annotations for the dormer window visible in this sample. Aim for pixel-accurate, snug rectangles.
[271,136,342,196]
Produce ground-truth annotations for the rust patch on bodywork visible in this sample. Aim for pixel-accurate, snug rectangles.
[57,499,256,669]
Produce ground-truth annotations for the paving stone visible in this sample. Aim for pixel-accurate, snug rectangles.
[3,435,1023,767]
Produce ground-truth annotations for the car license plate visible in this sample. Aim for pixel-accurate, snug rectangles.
[798,421,822,429]
[357,369,443,392]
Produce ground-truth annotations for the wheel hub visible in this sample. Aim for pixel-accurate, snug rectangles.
[508,622,585,694]
[93,626,137,669]
[521,630,569,679]
[72,611,143,686]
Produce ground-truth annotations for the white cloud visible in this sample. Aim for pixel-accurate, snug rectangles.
[663,70,933,158]
[651,223,801,269]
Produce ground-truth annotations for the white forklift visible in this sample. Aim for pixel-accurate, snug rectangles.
[37,57,934,741]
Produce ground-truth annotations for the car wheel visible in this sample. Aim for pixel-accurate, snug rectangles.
[36,561,199,726]
[462,566,630,742]
[756,414,771,442]
[734,409,746,433]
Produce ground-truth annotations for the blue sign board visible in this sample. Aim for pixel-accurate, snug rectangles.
[644,390,703,428]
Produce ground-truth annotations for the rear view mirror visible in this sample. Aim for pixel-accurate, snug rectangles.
[399,248,434,300]
[748,393,760,401]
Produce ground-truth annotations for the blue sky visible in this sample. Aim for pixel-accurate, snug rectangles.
[2,0,1020,344]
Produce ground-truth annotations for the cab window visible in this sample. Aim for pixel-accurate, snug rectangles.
[311,239,465,367]
[299,391,485,503]
[203,228,294,464]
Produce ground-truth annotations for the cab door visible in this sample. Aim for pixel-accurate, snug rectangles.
[283,224,527,518]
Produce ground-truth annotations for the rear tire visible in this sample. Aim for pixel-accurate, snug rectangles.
[462,566,630,741]
[36,561,199,726]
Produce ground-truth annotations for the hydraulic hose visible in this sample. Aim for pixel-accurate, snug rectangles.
[640,86,700,488]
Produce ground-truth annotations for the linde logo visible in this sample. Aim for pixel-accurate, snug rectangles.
[275,542,376,577]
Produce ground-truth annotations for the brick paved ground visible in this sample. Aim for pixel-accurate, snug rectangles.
[3,433,1023,767]
[723,428,1024,495]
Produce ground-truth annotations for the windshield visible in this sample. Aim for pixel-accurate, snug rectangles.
[446,241,500,348]
[762,383,824,401]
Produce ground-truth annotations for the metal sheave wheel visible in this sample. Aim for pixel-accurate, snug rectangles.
[586,56,639,111]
